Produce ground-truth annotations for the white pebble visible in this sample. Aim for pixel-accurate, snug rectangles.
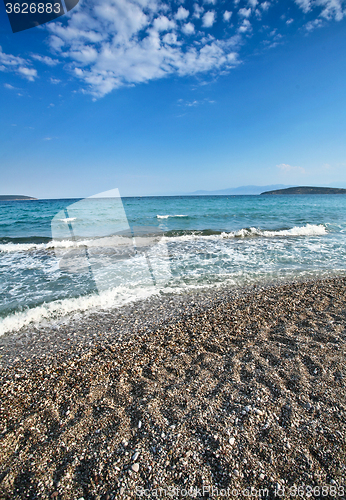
[233,469,239,476]
[132,451,140,461]
[138,421,142,429]
[132,463,139,472]
[229,437,235,445]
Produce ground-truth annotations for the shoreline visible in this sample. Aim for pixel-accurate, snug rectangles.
[1,273,345,368]
[0,275,345,498]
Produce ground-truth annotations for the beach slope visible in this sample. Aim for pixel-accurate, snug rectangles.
[0,277,345,498]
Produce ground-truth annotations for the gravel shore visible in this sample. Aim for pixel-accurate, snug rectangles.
[0,276,345,499]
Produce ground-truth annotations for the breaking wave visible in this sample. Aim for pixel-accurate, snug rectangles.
[0,224,327,253]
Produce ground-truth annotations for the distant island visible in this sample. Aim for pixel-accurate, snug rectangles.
[261,186,346,195]
[0,195,38,201]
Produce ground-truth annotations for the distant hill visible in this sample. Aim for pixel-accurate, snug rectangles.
[261,186,346,195]
[189,184,292,196]
[0,195,37,201]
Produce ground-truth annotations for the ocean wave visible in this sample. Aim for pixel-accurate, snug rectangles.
[59,217,77,223]
[0,235,134,253]
[0,224,327,253]
[223,224,327,239]
[0,285,160,336]
[156,214,188,219]
[162,224,327,241]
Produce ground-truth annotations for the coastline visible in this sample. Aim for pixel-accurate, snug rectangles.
[0,276,345,498]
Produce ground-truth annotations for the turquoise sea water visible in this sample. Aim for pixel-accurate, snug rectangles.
[1,194,346,335]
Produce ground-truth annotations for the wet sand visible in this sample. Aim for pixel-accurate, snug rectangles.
[0,276,345,499]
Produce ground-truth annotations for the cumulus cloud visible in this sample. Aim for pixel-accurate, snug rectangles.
[0,47,37,81]
[182,22,195,34]
[277,163,306,174]
[175,7,189,20]
[17,67,37,81]
[238,7,252,17]
[16,0,340,99]
[42,0,241,98]
[295,0,346,20]
[202,10,216,26]
[154,16,176,31]
[238,19,252,32]
[260,1,270,11]
[193,3,204,18]
[31,54,59,66]
[305,18,324,30]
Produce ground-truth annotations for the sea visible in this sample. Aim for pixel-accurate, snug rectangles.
[1,193,346,337]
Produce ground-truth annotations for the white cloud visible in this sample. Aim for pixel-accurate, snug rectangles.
[17,67,37,81]
[204,0,216,4]
[202,10,216,27]
[295,0,312,12]
[154,16,175,31]
[23,0,342,99]
[31,54,59,66]
[193,3,204,18]
[286,18,294,24]
[238,7,252,17]
[295,0,346,20]
[277,163,305,174]
[0,47,37,81]
[182,22,195,34]
[238,19,252,32]
[175,7,189,20]
[318,0,345,20]
[305,18,324,30]
[178,98,216,106]
[50,77,61,84]
[4,83,15,89]
[260,1,270,11]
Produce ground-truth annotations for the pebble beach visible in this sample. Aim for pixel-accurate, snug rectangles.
[0,276,345,499]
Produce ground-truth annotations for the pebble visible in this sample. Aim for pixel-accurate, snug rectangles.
[1,276,345,499]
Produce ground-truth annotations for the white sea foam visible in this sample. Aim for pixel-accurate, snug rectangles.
[0,235,133,253]
[59,217,76,223]
[0,224,327,253]
[162,224,327,242]
[156,214,188,219]
[0,285,160,336]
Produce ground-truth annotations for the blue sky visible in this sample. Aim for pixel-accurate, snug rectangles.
[0,0,346,198]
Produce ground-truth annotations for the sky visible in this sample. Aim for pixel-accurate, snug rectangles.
[0,0,346,198]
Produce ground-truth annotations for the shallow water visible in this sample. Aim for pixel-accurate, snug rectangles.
[1,194,346,335]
